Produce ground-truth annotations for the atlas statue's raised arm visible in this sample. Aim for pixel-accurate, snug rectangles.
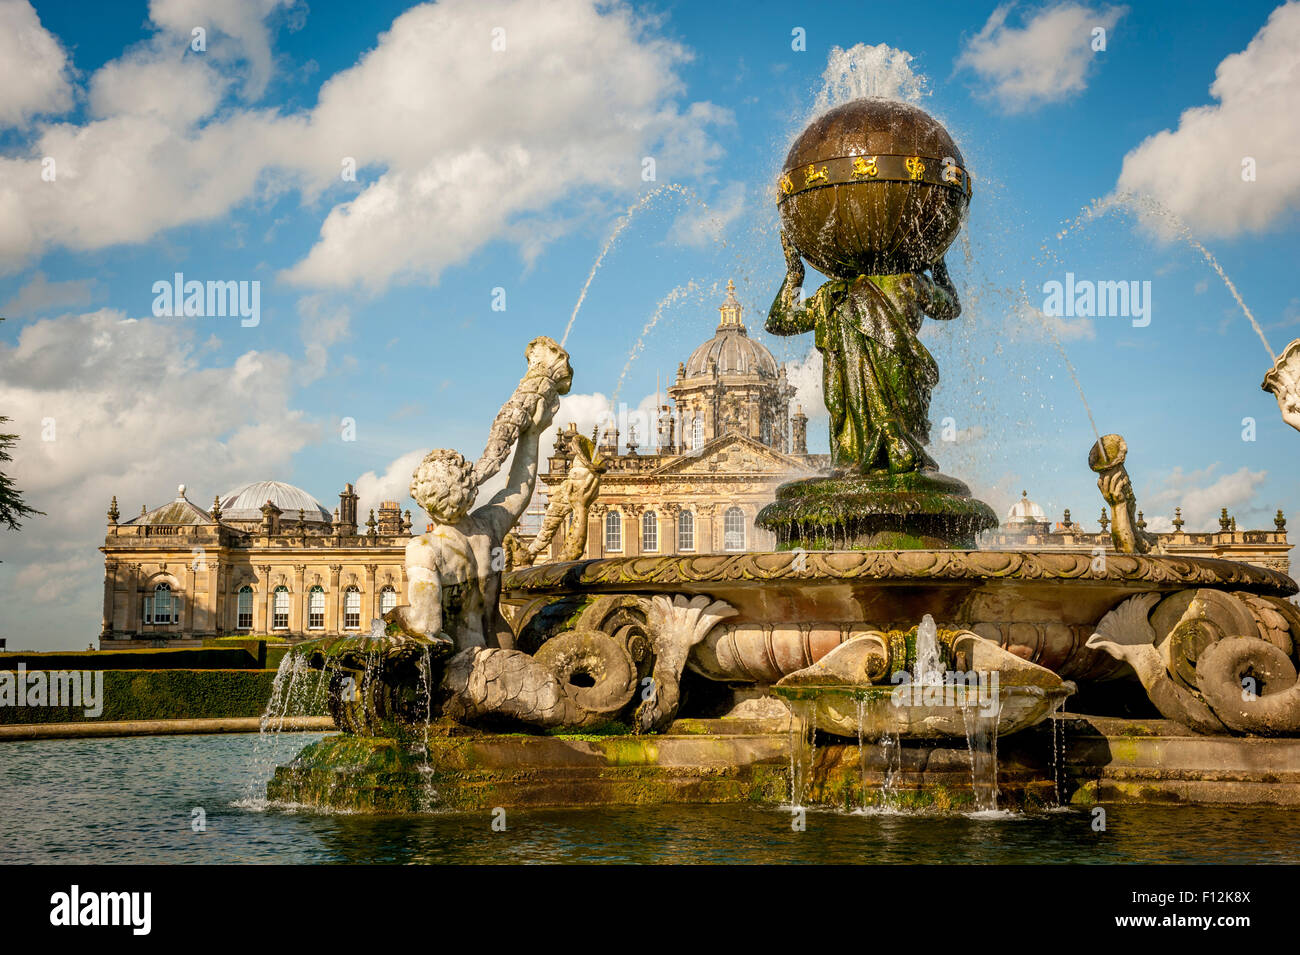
[766,229,817,336]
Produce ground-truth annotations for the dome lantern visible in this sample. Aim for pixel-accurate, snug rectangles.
[718,279,743,330]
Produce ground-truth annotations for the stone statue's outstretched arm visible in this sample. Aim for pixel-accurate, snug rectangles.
[477,397,557,541]
[766,229,817,337]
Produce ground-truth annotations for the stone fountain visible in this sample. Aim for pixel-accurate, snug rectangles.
[266,98,1300,814]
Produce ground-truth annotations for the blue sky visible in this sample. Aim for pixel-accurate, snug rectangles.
[2,0,1298,647]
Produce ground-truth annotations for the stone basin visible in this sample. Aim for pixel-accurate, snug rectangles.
[772,683,1075,740]
[502,549,1297,686]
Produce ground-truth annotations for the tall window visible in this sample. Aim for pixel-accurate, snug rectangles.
[692,417,703,449]
[344,586,361,630]
[677,511,695,551]
[272,586,290,630]
[724,506,746,551]
[604,511,622,552]
[153,582,173,625]
[308,586,325,630]
[642,511,658,552]
[380,585,397,615]
[145,582,176,625]
[236,586,253,630]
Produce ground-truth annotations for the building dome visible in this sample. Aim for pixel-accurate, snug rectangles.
[682,280,780,380]
[218,480,332,523]
[1005,490,1047,525]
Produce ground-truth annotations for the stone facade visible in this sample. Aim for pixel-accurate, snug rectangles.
[99,482,412,648]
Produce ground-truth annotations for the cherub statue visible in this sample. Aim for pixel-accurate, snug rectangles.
[385,336,572,657]
[325,337,571,673]
[1262,338,1300,434]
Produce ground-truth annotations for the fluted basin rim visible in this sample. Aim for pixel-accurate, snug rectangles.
[503,550,1297,597]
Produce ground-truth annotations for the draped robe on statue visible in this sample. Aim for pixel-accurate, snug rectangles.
[768,271,959,475]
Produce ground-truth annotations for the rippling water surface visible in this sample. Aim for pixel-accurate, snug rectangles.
[1,734,1297,864]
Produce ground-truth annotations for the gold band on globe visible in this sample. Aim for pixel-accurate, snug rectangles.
[777,153,973,202]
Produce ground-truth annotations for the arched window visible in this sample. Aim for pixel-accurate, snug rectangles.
[642,511,658,552]
[604,511,622,552]
[692,417,703,450]
[344,586,361,630]
[272,586,290,630]
[380,585,397,615]
[146,582,175,625]
[724,506,746,552]
[308,586,325,630]
[155,582,173,624]
[677,510,695,551]
[236,586,253,630]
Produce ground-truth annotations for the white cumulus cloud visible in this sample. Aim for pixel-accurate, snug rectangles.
[0,0,726,291]
[1114,1,1300,238]
[956,2,1126,113]
[0,0,75,128]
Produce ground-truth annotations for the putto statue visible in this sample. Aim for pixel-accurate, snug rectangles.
[1088,433,1161,555]
[310,336,737,737]
[312,336,575,729]
[384,335,573,655]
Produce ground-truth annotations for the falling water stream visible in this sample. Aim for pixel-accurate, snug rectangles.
[787,699,817,808]
[240,649,329,808]
[1057,192,1277,361]
[560,184,713,348]
[610,280,702,403]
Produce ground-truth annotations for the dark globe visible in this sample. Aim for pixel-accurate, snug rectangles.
[777,99,971,277]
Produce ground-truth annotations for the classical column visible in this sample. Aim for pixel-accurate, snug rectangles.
[257,564,271,633]
[206,561,221,635]
[124,562,141,633]
[364,564,378,623]
[101,560,118,639]
[327,565,342,635]
[625,503,642,557]
[589,505,605,558]
[292,565,307,635]
[663,503,680,556]
[697,504,717,554]
[183,563,197,637]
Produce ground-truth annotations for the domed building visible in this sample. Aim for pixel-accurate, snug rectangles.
[217,480,333,526]
[670,280,795,452]
[1004,490,1049,534]
[538,281,824,559]
[99,480,414,647]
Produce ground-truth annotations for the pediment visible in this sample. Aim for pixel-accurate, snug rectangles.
[651,432,816,477]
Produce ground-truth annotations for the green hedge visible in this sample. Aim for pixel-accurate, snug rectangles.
[202,636,298,671]
[0,669,329,724]
[0,647,261,671]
